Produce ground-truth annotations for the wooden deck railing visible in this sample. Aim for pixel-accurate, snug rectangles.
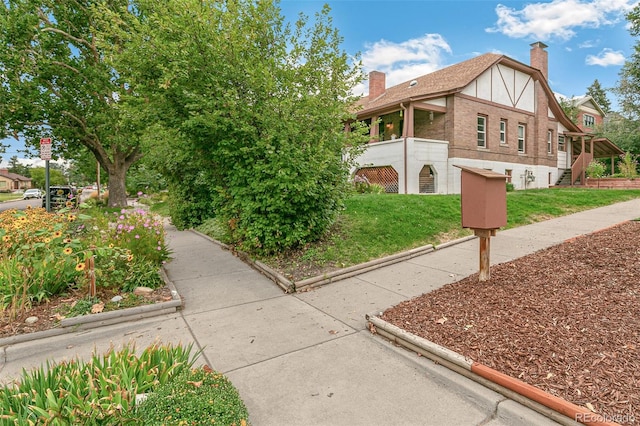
[571,152,593,185]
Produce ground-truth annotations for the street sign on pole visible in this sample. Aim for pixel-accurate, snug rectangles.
[40,138,52,211]
[40,138,52,161]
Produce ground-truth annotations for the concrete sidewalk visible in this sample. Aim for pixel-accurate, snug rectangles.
[1,198,639,425]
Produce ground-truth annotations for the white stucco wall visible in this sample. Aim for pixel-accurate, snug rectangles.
[447,157,555,193]
[350,138,449,194]
[461,64,535,112]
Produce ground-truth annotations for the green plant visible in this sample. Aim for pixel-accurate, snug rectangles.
[134,367,249,425]
[506,182,515,192]
[65,296,101,317]
[618,152,639,178]
[586,159,606,178]
[120,260,163,293]
[105,208,171,264]
[0,343,199,424]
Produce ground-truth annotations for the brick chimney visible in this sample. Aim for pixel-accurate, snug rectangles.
[530,41,548,80]
[368,71,386,99]
[0,169,9,175]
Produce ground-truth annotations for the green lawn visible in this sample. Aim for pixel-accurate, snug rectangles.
[255,187,640,280]
[0,192,22,202]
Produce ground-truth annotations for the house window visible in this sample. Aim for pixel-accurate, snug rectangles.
[477,115,487,148]
[558,135,566,152]
[499,120,507,144]
[517,124,526,153]
[583,114,595,128]
[505,169,512,183]
[547,130,553,154]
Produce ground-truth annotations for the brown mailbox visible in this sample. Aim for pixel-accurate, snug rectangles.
[456,165,507,230]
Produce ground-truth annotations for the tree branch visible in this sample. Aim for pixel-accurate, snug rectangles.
[50,61,81,74]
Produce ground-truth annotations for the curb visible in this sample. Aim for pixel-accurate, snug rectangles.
[0,269,183,348]
[191,229,476,293]
[365,313,620,426]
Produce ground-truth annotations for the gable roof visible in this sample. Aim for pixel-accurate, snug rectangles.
[354,52,581,133]
[356,53,503,112]
[0,170,31,182]
[571,95,606,117]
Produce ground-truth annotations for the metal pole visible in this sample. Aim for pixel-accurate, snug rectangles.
[45,159,50,212]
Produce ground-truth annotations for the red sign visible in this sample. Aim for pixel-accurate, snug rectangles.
[40,138,52,160]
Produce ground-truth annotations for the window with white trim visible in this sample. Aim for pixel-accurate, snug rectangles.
[558,135,566,152]
[547,130,553,154]
[477,115,487,148]
[499,119,507,144]
[518,124,526,153]
[583,114,595,128]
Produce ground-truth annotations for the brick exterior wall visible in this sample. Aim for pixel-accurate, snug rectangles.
[445,94,556,167]
[585,178,640,189]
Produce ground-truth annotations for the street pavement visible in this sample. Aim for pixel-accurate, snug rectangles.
[1,198,639,425]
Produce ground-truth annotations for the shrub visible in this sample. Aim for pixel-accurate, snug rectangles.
[135,367,249,425]
[586,159,606,179]
[617,152,638,178]
[506,182,515,192]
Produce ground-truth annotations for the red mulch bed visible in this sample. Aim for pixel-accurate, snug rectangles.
[381,220,640,425]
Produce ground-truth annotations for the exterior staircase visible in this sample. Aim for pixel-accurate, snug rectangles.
[555,169,573,186]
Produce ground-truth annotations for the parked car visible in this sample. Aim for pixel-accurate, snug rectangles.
[42,186,77,209]
[23,189,43,199]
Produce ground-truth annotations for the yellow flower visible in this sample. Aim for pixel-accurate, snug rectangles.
[43,238,51,243]
[67,214,76,222]
[108,244,114,248]
[2,235,9,242]
[63,247,73,255]
[19,216,27,222]
[75,263,86,271]
[63,238,72,243]
[53,231,63,238]
[127,254,134,262]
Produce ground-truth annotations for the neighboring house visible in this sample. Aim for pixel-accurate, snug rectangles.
[350,42,623,194]
[0,168,32,192]
[571,95,605,133]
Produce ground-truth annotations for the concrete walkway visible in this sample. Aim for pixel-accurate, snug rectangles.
[1,198,639,425]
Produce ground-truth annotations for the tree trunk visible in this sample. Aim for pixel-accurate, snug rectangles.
[107,163,129,207]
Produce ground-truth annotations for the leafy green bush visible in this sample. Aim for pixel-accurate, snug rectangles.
[0,343,199,424]
[586,159,606,178]
[135,368,249,425]
[506,182,515,192]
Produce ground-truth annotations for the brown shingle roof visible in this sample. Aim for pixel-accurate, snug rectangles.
[356,53,504,113]
[0,171,31,182]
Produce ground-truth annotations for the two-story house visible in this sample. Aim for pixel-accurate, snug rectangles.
[350,42,623,193]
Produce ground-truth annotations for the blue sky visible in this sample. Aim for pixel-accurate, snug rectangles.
[279,0,636,99]
[2,0,637,165]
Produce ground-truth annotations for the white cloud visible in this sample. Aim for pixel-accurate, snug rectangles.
[487,0,636,41]
[578,39,599,48]
[355,34,452,96]
[585,48,626,65]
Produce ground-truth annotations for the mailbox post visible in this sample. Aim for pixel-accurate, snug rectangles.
[455,166,508,281]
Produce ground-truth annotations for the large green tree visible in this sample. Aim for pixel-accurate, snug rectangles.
[615,4,640,121]
[586,79,611,113]
[110,0,367,252]
[7,155,30,177]
[0,0,143,207]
